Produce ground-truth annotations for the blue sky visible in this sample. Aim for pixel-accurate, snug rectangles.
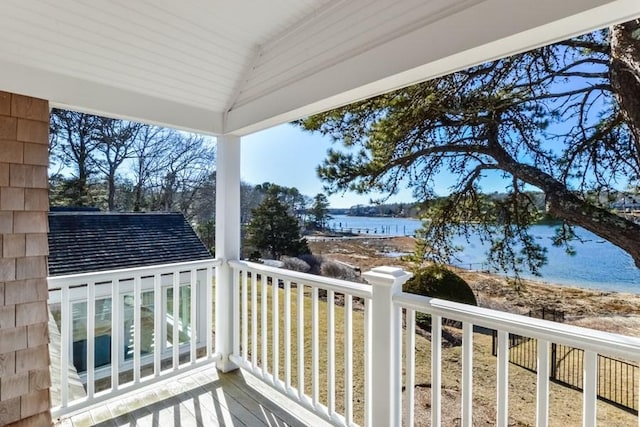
[241,123,513,208]
[242,124,413,208]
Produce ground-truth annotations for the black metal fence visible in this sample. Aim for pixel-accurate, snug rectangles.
[451,262,491,272]
[528,307,565,323]
[492,316,638,413]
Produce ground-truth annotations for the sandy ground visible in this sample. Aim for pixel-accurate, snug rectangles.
[308,236,640,336]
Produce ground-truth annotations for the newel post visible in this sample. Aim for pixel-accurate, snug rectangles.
[215,134,241,372]
[363,266,413,427]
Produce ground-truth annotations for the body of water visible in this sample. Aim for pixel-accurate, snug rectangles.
[330,215,423,236]
[329,215,640,293]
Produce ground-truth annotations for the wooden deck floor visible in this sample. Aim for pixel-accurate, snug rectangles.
[54,367,334,427]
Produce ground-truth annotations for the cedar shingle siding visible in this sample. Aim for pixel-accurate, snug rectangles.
[48,212,212,276]
[0,92,51,427]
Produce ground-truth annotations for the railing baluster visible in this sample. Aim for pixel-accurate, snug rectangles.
[111,279,120,391]
[537,339,549,427]
[273,274,280,383]
[230,267,240,361]
[297,283,305,399]
[462,321,474,427]
[252,271,258,370]
[613,357,616,404]
[632,360,635,411]
[312,286,319,408]
[617,358,620,405]
[432,314,442,427]
[172,271,179,370]
[606,357,610,403]
[60,285,70,408]
[261,274,268,378]
[242,270,248,360]
[87,281,95,399]
[206,265,213,358]
[395,304,402,427]
[583,350,598,426]
[327,290,336,417]
[191,268,198,364]
[153,273,161,376]
[284,280,292,390]
[497,330,509,427]
[345,294,353,426]
[405,309,415,427]
[364,297,372,427]
[624,362,633,412]
[133,275,141,383]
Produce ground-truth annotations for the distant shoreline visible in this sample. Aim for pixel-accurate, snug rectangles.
[449,262,640,295]
[317,218,640,293]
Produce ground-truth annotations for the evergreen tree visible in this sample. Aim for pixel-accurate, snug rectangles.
[246,194,310,259]
[196,219,215,254]
[309,193,331,230]
[299,20,640,271]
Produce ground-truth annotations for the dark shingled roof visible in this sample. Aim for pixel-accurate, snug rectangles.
[48,212,212,276]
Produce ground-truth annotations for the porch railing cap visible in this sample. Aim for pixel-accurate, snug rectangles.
[362,266,412,288]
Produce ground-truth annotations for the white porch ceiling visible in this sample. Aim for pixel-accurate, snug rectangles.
[0,0,639,136]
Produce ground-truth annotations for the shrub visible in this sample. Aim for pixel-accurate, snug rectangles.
[298,253,324,275]
[282,257,311,273]
[320,260,358,281]
[247,250,262,262]
[404,264,477,305]
[404,265,477,331]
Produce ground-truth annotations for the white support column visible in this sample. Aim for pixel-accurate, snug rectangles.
[363,266,413,427]
[215,134,241,372]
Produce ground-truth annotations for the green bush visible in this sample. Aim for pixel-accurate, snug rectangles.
[402,264,478,333]
[404,264,477,306]
[403,265,476,332]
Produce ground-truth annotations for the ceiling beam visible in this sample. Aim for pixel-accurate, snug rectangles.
[224,0,640,136]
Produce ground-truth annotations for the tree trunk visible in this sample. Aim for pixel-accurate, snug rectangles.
[78,158,88,207]
[107,173,116,211]
[503,161,640,268]
[485,101,640,268]
[133,184,143,212]
[610,20,640,166]
[544,188,640,268]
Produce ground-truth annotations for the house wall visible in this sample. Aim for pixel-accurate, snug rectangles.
[0,92,51,426]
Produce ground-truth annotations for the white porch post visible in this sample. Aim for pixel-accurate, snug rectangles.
[215,134,241,372]
[363,266,413,427]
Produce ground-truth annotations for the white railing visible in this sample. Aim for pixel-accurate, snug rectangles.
[226,263,640,427]
[48,259,640,426]
[395,292,640,427]
[47,259,219,417]
[228,260,374,426]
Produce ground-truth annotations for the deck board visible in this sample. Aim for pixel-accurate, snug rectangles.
[56,366,333,427]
